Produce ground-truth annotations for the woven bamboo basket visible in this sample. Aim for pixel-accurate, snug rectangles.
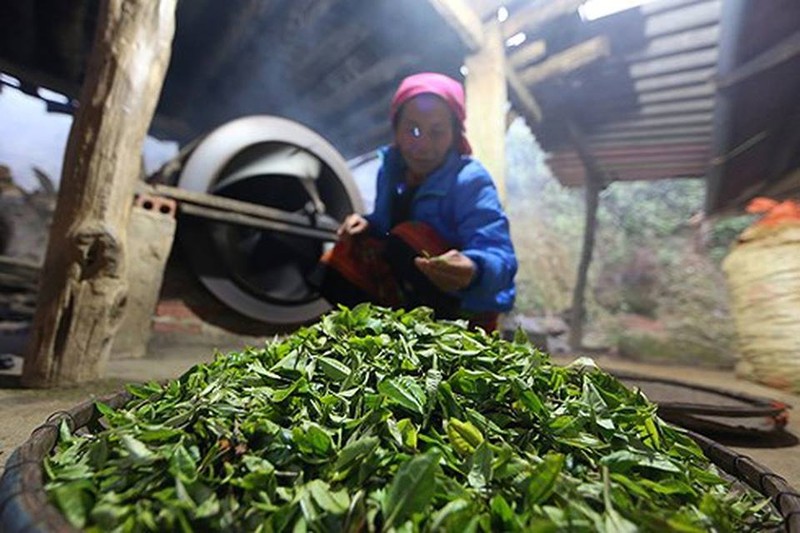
[0,388,798,532]
[723,222,800,393]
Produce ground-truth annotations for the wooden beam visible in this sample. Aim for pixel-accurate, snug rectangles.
[22,0,177,387]
[293,22,373,93]
[337,121,392,156]
[509,38,547,68]
[768,102,800,182]
[716,30,800,89]
[506,64,543,124]
[565,121,605,350]
[309,55,417,117]
[0,58,81,101]
[426,0,484,52]
[502,0,584,38]
[327,95,391,147]
[520,36,610,86]
[465,21,508,200]
[472,0,505,20]
[177,0,276,113]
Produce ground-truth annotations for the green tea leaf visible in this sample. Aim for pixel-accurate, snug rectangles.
[378,376,426,415]
[317,356,351,381]
[526,453,564,506]
[383,449,440,528]
[307,479,350,514]
[333,436,380,476]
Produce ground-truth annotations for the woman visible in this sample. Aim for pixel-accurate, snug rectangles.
[315,72,516,330]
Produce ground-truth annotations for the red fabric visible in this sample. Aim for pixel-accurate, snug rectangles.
[746,197,800,226]
[466,312,499,333]
[390,72,472,155]
[320,221,499,332]
[320,238,402,307]
[389,221,451,257]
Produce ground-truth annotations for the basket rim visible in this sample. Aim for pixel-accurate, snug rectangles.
[1,387,797,532]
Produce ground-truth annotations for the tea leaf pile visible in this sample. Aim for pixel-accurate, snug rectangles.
[45,305,779,531]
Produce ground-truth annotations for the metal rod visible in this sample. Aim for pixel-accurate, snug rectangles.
[140,183,341,232]
[179,203,338,241]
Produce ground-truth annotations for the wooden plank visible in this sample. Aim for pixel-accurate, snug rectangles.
[551,146,708,162]
[555,167,706,185]
[549,143,709,158]
[603,161,706,172]
[588,135,712,148]
[641,0,707,16]
[638,83,714,104]
[637,99,714,116]
[627,25,720,62]
[629,48,718,79]
[590,126,712,141]
[506,64,543,124]
[553,157,708,171]
[509,39,547,68]
[177,0,278,112]
[502,0,584,38]
[293,22,373,92]
[769,101,800,182]
[465,21,508,200]
[716,30,800,89]
[337,121,392,156]
[520,36,610,86]
[309,55,418,117]
[596,112,714,132]
[644,0,721,38]
[426,0,484,52]
[22,0,177,388]
[191,0,276,89]
[327,95,391,147]
[634,67,715,92]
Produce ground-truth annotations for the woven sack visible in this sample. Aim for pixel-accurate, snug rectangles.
[722,221,800,392]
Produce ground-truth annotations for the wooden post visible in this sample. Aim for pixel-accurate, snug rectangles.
[566,121,606,351]
[465,21,508,201]
[22,0,177,387]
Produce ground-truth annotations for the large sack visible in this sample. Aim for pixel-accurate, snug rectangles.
[723,209,800,392]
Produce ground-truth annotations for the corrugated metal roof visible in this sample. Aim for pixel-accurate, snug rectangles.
[500,0,722,187]
[3,0,796,213]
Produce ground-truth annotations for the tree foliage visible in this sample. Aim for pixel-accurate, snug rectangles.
[504,119,751,364]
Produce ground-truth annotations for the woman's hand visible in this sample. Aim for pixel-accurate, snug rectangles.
[337,214,369,242]
[414,249,476,292]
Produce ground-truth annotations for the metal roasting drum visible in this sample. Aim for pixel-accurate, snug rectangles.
[172,115,364,325]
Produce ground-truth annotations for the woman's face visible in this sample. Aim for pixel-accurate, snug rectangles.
[394,94,456,178]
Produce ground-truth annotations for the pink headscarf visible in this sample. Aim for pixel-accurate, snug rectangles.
[390,72,472,155]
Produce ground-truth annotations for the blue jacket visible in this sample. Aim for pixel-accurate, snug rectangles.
[365,146,517,313]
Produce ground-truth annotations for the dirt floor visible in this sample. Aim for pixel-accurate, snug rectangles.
[1,333,798,498]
